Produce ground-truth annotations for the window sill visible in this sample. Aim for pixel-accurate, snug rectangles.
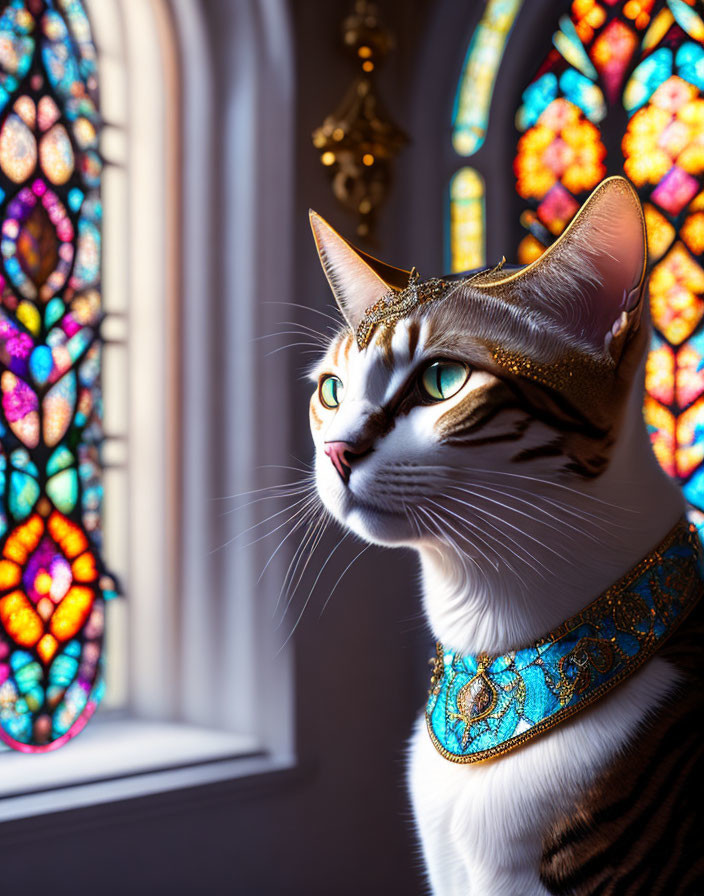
[0,716,292,823]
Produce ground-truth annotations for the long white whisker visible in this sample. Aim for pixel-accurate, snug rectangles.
[318,542,372,617]
[257,463,314,475]
[277,319,337,339]
[214,479,314,502]
[227,493,313,541]
[429,493,576,568]
[210,492,314,554]
[263,299,344,329]
[259,498,321,585]
[218,485,316,517]
[418,504,496,573]
[240,495,320,551]
[254,328,327,345]
[274,507,326,614]
[278,512,330,619]
[399,463,630,511]
[265,344,326,358]
[421,502,529,577]
[424,498,549,579]
[282,531,351,639]
[444,483,604,544]
[463,479,617,527]
[417,507,482,578]
[462,466,634,512]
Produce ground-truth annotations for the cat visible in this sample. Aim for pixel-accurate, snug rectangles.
[307,176,704,896]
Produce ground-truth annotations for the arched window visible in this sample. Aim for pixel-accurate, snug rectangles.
[0,0,119,752]
[1,0,298,819]
[448,0,704,525]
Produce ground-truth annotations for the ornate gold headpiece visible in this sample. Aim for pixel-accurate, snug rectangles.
[355,268,450,349]
[353,259,510,350]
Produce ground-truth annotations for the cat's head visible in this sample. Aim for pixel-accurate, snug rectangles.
[308,177,648,548]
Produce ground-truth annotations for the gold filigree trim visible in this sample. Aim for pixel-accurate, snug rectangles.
[427,518,703,764]
[355,270,450,349]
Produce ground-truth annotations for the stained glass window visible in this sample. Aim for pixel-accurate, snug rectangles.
[449,168,486,272]
[0,0,116,752]
[507,0,704,521]
[452,0,524,157]
[447,0,523,272]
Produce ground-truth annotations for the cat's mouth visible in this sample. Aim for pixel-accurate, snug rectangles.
[316,456,413,544]
[344,493,404,518]
[332,488,413,546]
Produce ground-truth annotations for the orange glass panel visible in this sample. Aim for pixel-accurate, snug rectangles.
[677,397,704,477]
[682,212,704,256]
[649,243,704,345]
[644,203,675,261]
[645,338,675,405]
[644,395,676,476]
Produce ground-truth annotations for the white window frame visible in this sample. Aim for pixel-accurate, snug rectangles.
[0,0,296,822]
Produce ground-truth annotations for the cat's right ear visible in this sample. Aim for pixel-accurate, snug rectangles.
[309,211,411,330]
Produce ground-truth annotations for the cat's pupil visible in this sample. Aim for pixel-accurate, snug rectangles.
[421,361,468,401]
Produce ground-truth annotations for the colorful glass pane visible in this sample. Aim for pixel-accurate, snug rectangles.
[449,168,485,273]
[643,202,676,259]
[509,0,704,514]
[649,242,704,344]
[452,0,523,156]
[644,394,676,475]
[676,328,704,405]
[676,395,704,475]
[645,334,676,404]
[515,98,606,204]
[591,18,638,101]
[0,0,115,752]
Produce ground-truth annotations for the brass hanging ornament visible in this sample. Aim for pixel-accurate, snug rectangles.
[312,0,408,240]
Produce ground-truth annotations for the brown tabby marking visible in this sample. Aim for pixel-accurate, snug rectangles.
[315,318,625,479]
[407,320,421,361]
[435,380,521,444]
[540,595,704,896]
[332,334,343,368]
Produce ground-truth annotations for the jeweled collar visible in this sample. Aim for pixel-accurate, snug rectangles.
[426,517,704,764]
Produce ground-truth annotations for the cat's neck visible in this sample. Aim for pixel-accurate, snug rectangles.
[416,387,685,656]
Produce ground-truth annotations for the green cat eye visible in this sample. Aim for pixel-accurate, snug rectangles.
[319,374,344,408]
[420,361,469,402]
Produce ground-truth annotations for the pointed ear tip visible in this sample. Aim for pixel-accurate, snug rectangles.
[309,210,330,244]
[596,176,643,211]
[308,210,339,240]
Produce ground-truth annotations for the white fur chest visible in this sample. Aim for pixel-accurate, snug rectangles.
[407,657,678,896]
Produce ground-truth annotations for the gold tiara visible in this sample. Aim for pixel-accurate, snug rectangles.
[355,269,449,349]
[354,259,509,350]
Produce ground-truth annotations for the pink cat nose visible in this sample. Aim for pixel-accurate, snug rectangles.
[324,440,370,484]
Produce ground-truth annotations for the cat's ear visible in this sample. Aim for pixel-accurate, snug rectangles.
[474,177,647,359]
[309,210,412,329]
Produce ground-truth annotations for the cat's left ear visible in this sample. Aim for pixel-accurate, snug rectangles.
[309,210,412,330]
[474,176,647,360]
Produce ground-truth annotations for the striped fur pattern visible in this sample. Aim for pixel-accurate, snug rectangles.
[307,179,699,894]
[540,597,704,895]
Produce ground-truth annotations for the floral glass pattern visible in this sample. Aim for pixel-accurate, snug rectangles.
[512,0,704,521]
[0,0,116,752]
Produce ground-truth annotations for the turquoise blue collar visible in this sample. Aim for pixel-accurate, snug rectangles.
[426,518,704,764]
